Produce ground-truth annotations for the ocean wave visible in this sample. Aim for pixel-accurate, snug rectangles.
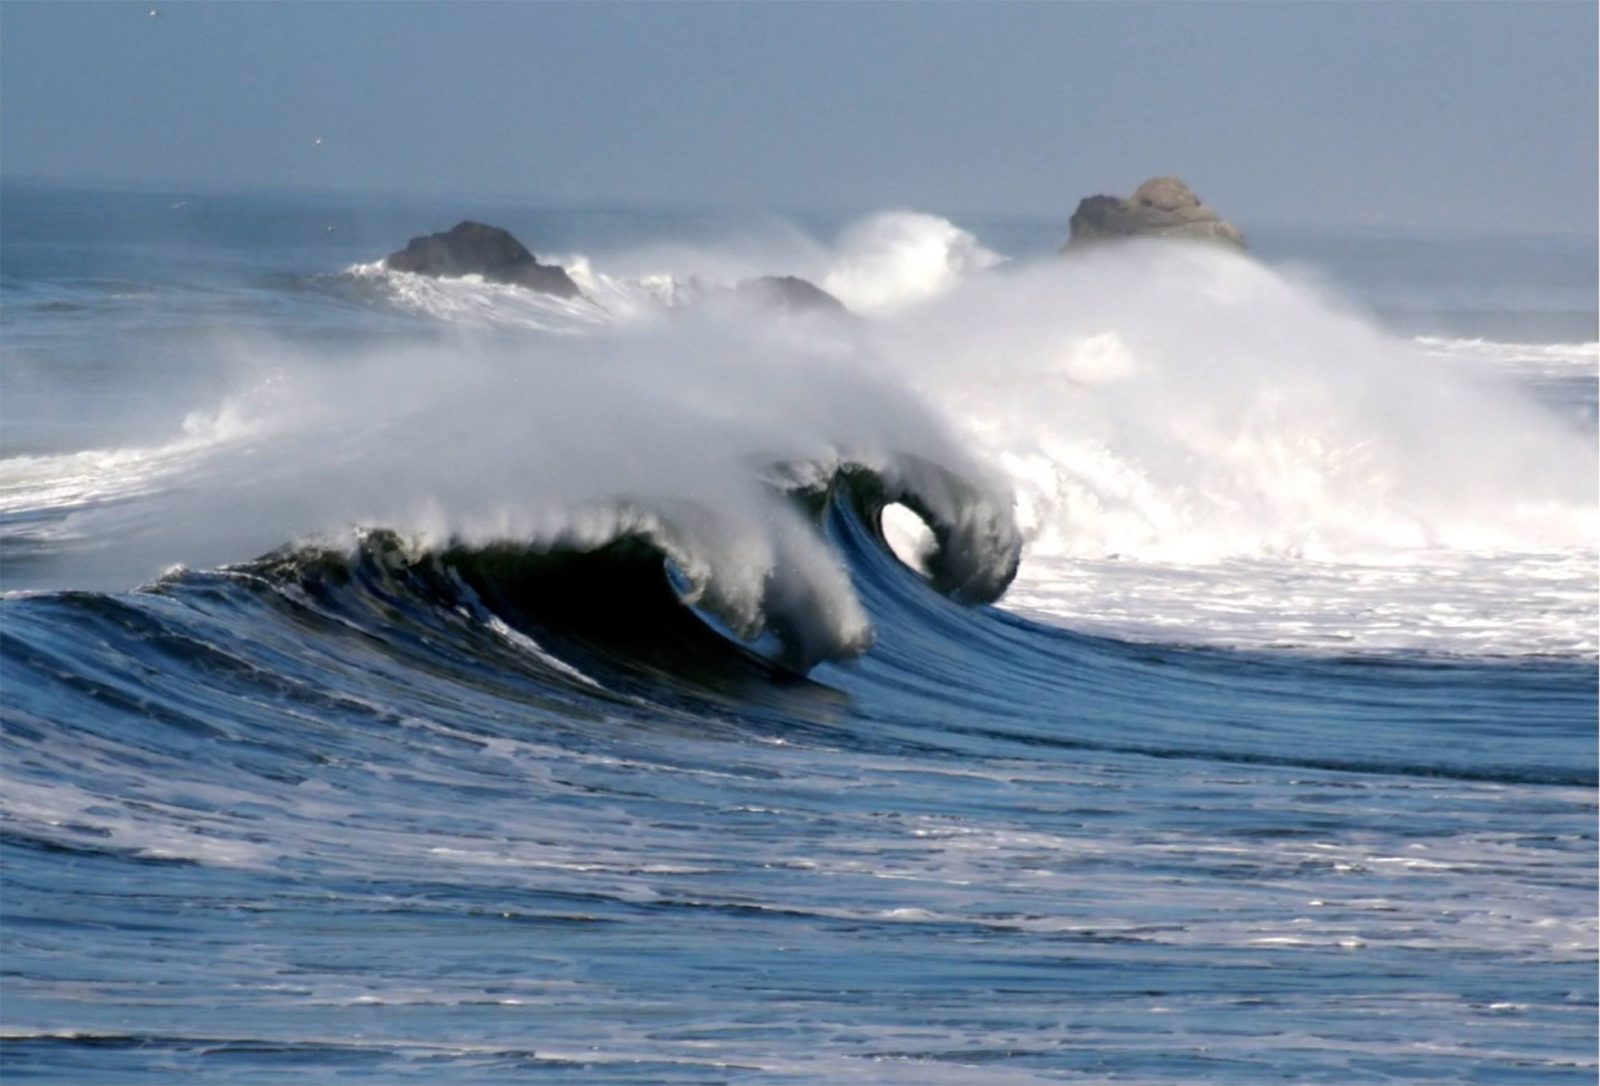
[230,454,1019,675]
[2,214,1592,658]
[5,488,1590,790]
[6,187,1597,1086]
[336,261,614,332]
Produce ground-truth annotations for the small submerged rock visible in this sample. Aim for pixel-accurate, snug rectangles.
[1063,176,1245,251]
[384,221,581,298]
[732,275,849,316]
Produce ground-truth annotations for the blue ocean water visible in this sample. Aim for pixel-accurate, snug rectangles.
[2,182,1596,1083]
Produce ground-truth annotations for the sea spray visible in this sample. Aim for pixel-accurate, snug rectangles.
[822,211,1003,314]
[857,238,1595,652]
[867,238,1595,562]
[3,303,1019,668]
[3,210,1591,654]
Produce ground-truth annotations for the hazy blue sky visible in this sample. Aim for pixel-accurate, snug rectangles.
[2,2,1594,232]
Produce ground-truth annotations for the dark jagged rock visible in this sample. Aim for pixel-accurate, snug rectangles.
[384,221,581,298]
[733,275,849,316]
[1063,177,1245,251]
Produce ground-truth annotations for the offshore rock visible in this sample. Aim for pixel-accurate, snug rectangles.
[733,275,850,316]
[1063,177,1246,251]
[384,221,581,298]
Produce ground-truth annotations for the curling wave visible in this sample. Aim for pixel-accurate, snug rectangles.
[232,453,1020,676]
[2,209,1593,658]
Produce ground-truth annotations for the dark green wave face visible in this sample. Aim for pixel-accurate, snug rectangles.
[2,186,1595,1084]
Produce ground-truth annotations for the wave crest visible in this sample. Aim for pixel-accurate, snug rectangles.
[238,454,1020,674]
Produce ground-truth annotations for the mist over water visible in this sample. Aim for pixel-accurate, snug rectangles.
[862,239,1596,653]
[5,207,1592,656]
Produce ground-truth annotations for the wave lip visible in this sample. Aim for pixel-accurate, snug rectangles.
[231,453,1020,678]
[816,456,1022,605]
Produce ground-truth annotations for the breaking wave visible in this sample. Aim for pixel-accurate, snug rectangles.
[2,212,1592,658]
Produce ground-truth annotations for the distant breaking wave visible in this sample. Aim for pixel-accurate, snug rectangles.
[1412,335,1599,377]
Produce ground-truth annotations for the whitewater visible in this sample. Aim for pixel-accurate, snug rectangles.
[2,184,1595,1083]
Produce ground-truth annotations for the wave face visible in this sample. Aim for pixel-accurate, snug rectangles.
[1,184,1596,1082]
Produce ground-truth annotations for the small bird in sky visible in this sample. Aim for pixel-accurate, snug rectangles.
[312,136,324,147]
[148,7,159,17]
